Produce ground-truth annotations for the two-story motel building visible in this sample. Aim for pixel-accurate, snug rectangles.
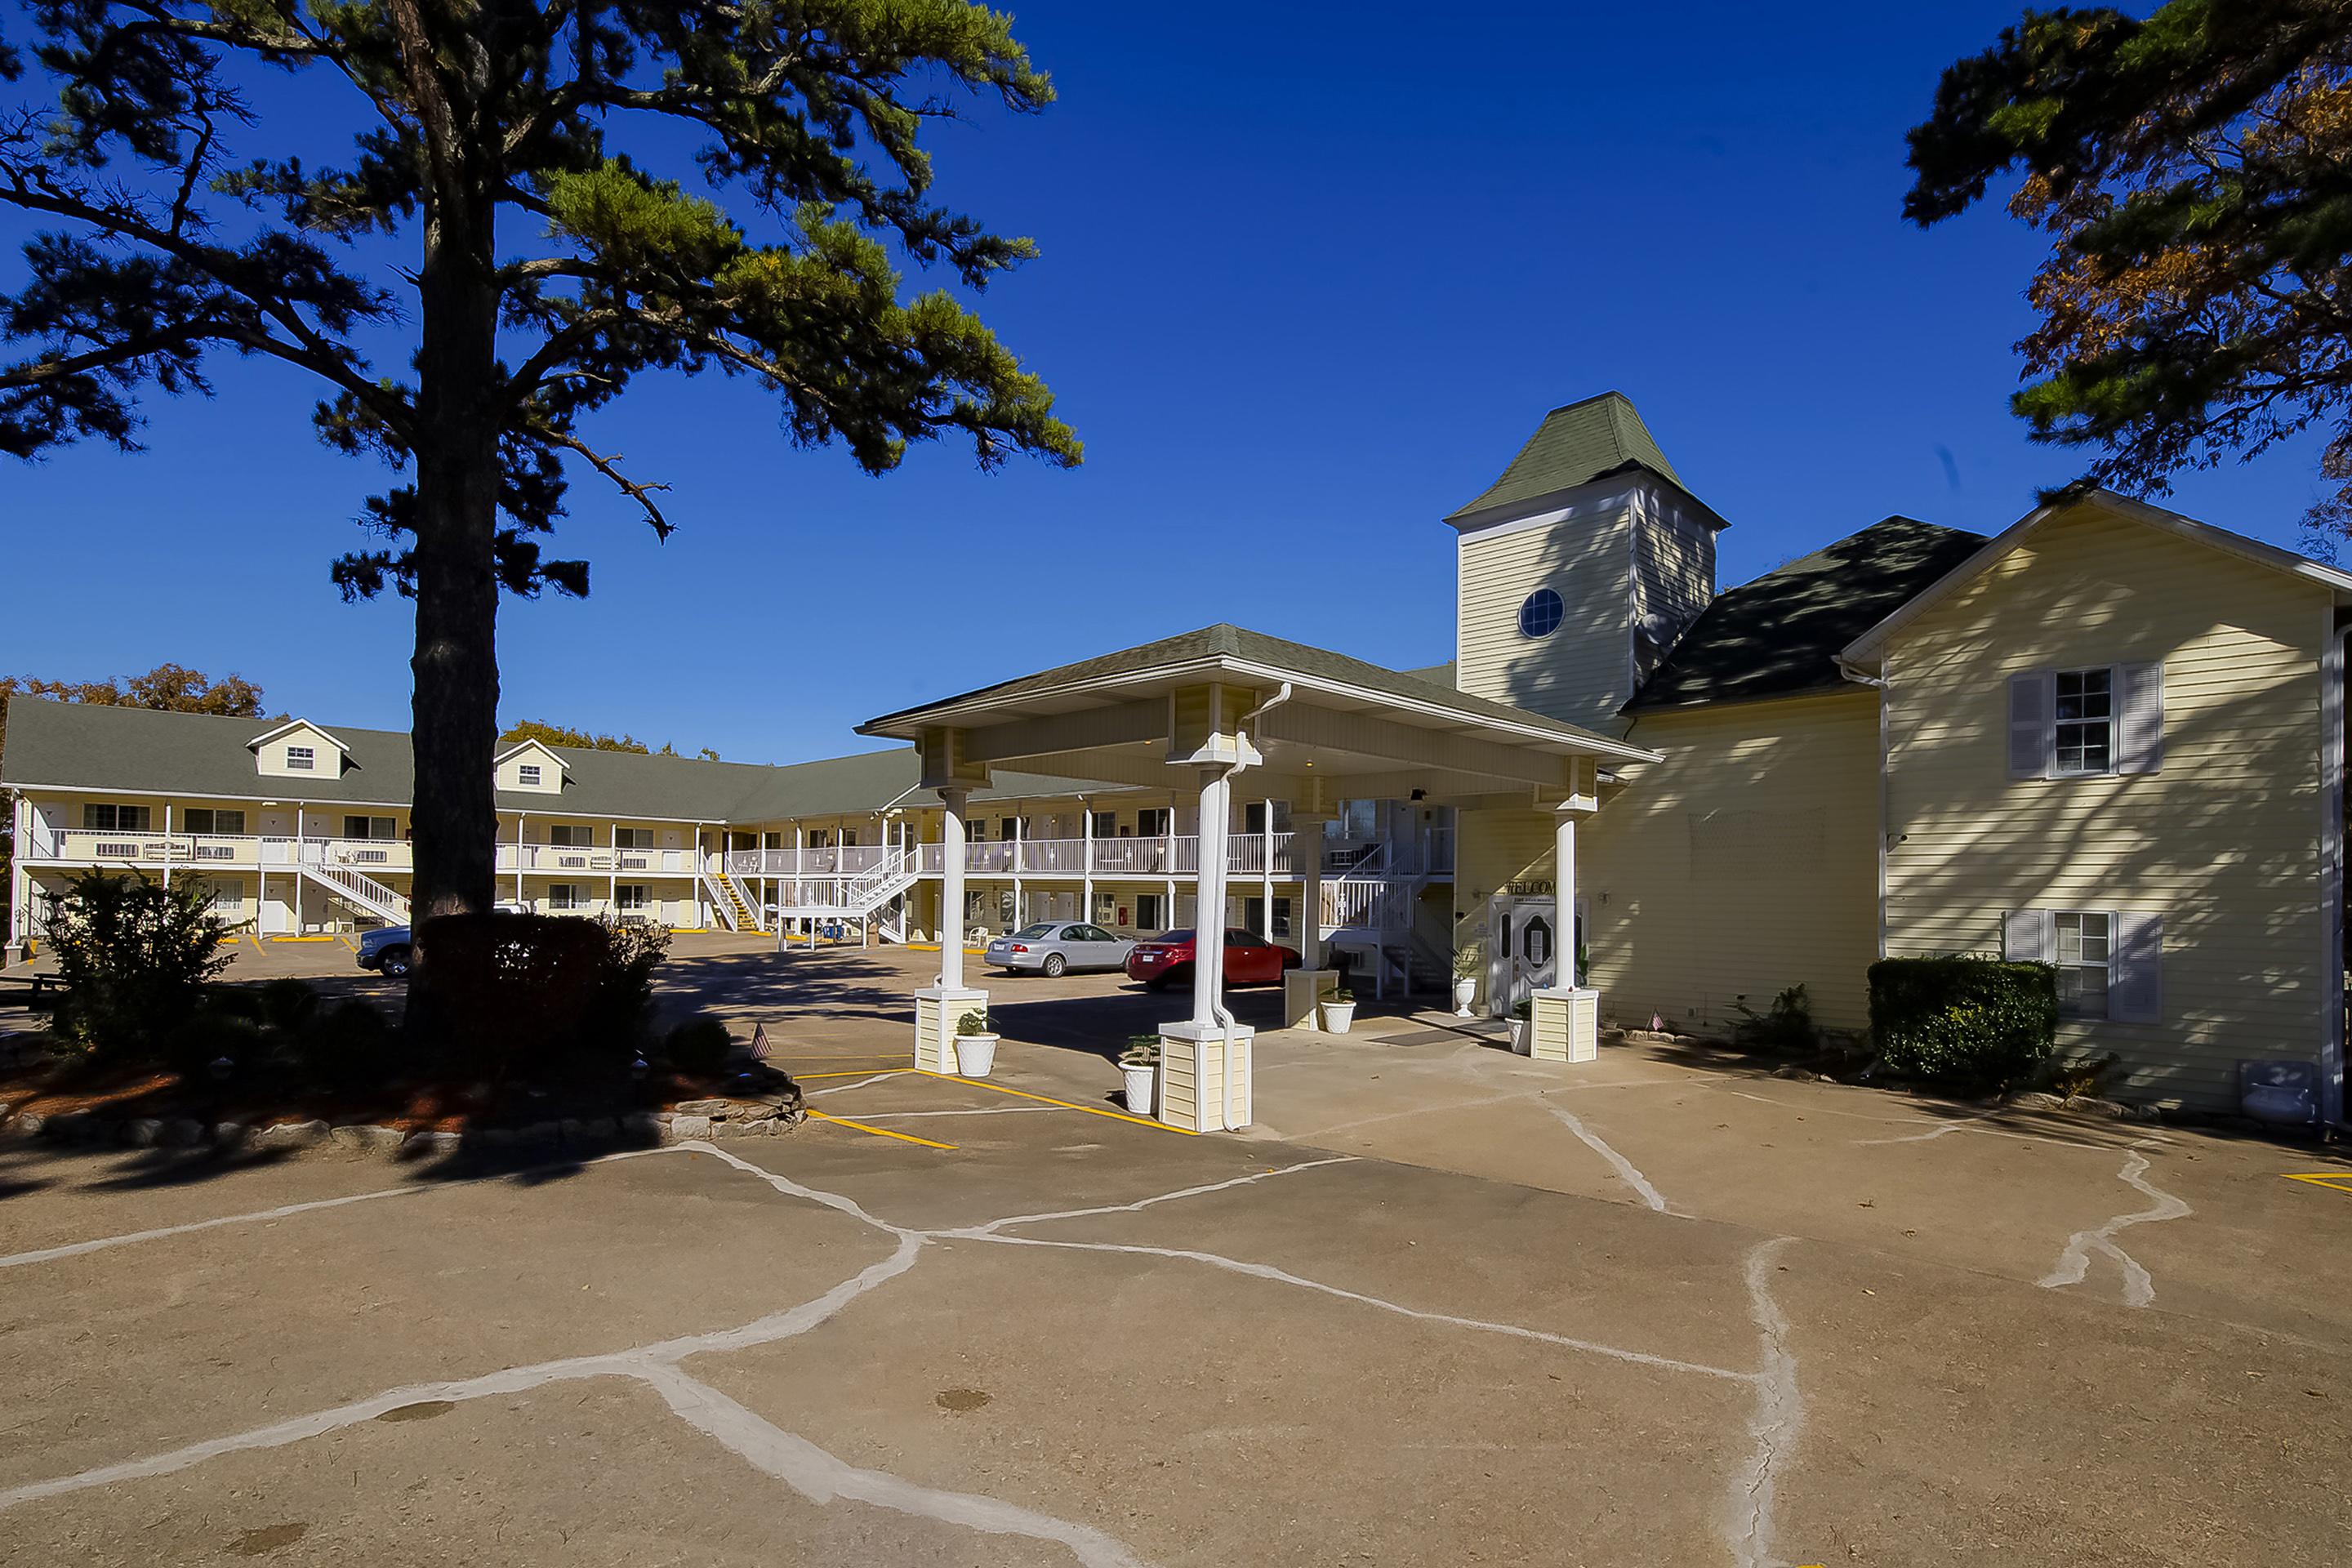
[7,394,2347,1122]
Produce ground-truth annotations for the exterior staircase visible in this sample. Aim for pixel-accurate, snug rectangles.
[1319,844,1440,999]
[773,849,920,941]
[297,846,410,925]
[702,868,759,933]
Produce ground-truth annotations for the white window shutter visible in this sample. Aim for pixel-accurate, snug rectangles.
[2109,911,2163,1023]
[2007,670,2055,779]
[2116,662,2165,774]
[2002,909,2049,963]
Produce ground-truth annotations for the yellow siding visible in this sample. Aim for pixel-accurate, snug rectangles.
[1631,489,1716,684]
[1583,693,1882,1035]
[1882,501,2333,1110]
[1457,501,1633,729]
[1452,804,1557,979]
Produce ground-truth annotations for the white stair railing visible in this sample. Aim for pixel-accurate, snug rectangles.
[698,869,742,933]
[298,849,410,923]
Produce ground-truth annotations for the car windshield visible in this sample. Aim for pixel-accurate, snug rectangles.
[1012,922,1058,939]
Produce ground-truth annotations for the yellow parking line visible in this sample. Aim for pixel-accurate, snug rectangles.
[804,1110,956,1150]
[914,1070,1194,1135]
[795,1069,915,1080]
[2283,1172,2352,1195]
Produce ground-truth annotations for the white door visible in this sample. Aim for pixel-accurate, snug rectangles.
[1486,896,1557,1018]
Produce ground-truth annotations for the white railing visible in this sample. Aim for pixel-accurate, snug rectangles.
[1086,837,1176,875]
[33,831,266,866]
[300,851,411,922]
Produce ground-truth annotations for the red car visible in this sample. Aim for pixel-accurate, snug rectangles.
[1125,928,1303,992]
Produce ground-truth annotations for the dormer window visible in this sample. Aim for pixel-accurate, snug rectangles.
[519,764,541,786]
[286,746,315,771]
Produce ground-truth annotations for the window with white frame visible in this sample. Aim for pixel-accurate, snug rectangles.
[184,808,246,835]
[547,823,587,847]
[82,803,153,832]
[2003,906,2161,1023]
[519,764,541,786]
[343,815,397,840]
[616,884,651,912]
[1135,808,1171,837]
[2053,669,2114,775]
[548,883,586,911]
[206,880,245,916]
[2009,663,2163,780]
[2052,911,2111,1018]
[285,746,314,770]
[613,827,654,850]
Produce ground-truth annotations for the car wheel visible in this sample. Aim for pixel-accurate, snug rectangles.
[1149,964,1189,994]
[379,945,412,978]
[1042,952,1067,978]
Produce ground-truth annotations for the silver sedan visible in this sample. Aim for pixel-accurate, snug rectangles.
[986,921,1135,978]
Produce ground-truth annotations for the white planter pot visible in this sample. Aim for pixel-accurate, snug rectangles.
[1508,1019,1530,1055]
[1451,978,1477,1017]
[955,1033,999,1078]
[1121,1063,1157,1116]
[1321,1001,1356,1036]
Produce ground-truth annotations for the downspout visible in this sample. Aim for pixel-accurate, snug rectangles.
[1212,682,1291,1129]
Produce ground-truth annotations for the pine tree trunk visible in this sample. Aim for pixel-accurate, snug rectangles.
[402,173,502,1035]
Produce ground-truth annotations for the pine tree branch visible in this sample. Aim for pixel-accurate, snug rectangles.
[541,429,674,538]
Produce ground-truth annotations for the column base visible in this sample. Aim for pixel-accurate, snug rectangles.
[1282,969,1339,1031]
[1530,987,1600,1064]
[914,985,990,1072]
[1158,1021,1254,1132]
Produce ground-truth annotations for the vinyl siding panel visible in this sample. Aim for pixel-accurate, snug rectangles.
[1583,692,1881,1035]
[1631,488,1717,684]
[1457,501,1633,729]
[1882,502,2332,1111]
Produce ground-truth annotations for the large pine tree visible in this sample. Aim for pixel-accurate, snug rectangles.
[0,0,1080,1006]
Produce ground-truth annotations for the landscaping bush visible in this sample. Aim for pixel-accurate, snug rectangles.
[42,869,232,1060]
[589,917,673,1045]
[1867,956,2058,1089]
[414,912,610,1077]
[663,1016,734,1075]
[1732,984,1817,1055]
[257,977,321,1031]
[281,999,402,1090]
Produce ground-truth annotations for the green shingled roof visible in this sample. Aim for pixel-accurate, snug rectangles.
[1624,517,1987,713]
[862,622,1634,753]
[1446,392,1689,523]
[0,700,1108,819]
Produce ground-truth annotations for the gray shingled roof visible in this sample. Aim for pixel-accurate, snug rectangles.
[1625,517,1988,712]
[0,700,1107,819]
[862,623,1633,751]
[1446,392,1689,523]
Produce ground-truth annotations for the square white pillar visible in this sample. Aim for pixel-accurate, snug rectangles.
[916,786,979,1067]
[1529,987,1599,1062]
[1283,969,1339,1031]
[1158,1020,1253,1131]
[915,985,990,1072]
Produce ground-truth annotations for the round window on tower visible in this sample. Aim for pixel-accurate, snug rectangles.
[1518,587,1565,639]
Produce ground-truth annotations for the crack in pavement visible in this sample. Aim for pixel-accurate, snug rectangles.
[1540,1100,1673,1214]
[1729,1237,1803,1568]
[2037,1143,2191,1309]
[2,1139,1809,1567]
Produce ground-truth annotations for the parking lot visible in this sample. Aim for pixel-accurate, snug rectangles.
[3,938,2350,1564]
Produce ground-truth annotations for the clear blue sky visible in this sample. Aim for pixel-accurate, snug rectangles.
[2,2,2327,764]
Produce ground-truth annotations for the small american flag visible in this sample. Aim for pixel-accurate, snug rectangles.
[751,1022,773,1061]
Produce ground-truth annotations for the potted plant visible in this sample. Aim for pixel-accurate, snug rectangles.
[1118,1036,1160,1116]
[1450,942,1481,1017]
[1508,996,1533,1054]
[954,1009,999,1078]
[1321,986,1356,1035]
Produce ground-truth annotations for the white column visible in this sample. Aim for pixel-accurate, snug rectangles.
[162,799,172,888]
[518,813,530,904]
[294,804,305,933]
[1191,768,1231,1027]
[1010,804,1024,928]
[1259,795,1275,941]
[938,788,969,989]
[1555,808,1578,984]
[1080,797,1094,925]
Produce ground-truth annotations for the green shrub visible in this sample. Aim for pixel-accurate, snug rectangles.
[413,912,609,1076]
[590,917,672,1044]
[283,999,402,1090]
[664,1017,733,1075]
[956,1009,992,1037]
[257,978,321,1031]
[43,870,232,1060]
[159,1005,269,1079]
[1732,984,1817,1055]
[1868,956,2058,1089]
